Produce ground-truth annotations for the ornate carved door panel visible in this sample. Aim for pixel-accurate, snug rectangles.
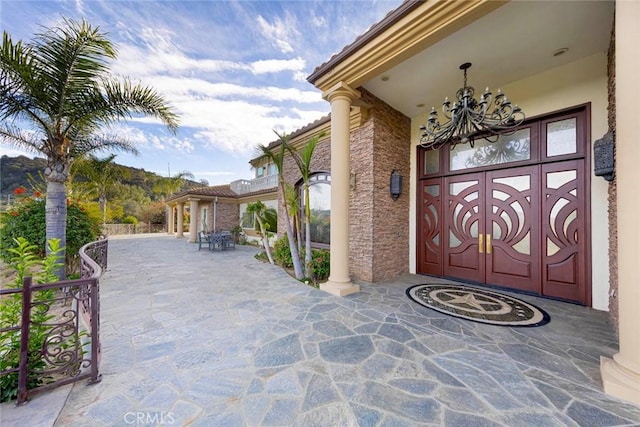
[443,173,484,282]
[485,167,540,293]
[417,104,591,305]
[541,160,588,303]
[418,179,443,276]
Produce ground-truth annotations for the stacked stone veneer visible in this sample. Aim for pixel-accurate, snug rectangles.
[280,88,411,283]
[207,201,239,232]
[607,17,618,331]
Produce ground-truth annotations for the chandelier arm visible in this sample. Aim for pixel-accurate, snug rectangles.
[418,63,525,149]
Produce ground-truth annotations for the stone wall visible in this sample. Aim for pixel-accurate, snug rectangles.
[607,16,618,331]
[278,89,411,282]
[358,88,412,282]
[209,201,239,232]
[278,88,411,282]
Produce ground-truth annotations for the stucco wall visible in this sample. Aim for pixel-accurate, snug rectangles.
[409,52,610,310]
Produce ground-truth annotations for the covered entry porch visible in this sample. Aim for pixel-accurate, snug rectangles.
[307,0,640,406]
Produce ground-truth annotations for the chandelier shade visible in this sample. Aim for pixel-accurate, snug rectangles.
[419,63,525,150]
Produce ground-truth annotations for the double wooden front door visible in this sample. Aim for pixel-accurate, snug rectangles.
[417,106,590,305]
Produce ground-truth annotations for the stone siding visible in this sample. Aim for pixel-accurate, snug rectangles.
[607,18,618,331]
[210,201,239,232]
[358,88,411,282]
[272,88,410,282]
[277,89,411,283]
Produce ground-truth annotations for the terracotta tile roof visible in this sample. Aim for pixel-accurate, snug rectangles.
[250,114,331,166]
[307,0,421,85]
[167,184,236,202]
[167,183,277,203]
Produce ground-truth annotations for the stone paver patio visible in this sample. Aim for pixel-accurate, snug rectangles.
[2,235,640,426]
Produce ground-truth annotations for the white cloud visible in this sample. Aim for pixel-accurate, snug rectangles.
[139,77,322,108]
[250,58,305,74]
[256,13,299,54]
[109,125,194,153]
[74,0,85,15]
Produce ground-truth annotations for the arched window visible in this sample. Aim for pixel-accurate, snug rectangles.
[299,172,331,247]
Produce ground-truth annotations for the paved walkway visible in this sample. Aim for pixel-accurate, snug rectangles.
[2,235,639,426]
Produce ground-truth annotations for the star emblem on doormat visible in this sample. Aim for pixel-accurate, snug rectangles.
[406,284,550,327]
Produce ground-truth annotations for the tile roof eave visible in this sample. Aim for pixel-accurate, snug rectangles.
[307,0,422,85]
[166,185,278,203]
[249,114,331,165]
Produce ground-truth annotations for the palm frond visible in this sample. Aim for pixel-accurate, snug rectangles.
[67,133,139,159]
[0,122,45,154]
[32,18,116,119]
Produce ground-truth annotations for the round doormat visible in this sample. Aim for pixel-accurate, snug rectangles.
[406,284,550,327]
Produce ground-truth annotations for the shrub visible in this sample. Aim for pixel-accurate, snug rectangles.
[311,249,330,281]
[0,238,62,402]
[122,215,138,225]
[273,234,293,268]
[0,197,100,274]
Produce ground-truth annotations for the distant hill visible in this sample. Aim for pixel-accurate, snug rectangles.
[0,155,202,200]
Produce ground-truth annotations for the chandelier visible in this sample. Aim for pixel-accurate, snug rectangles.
[419,62,525,150]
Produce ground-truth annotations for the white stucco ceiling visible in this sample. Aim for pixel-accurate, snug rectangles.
[362,0,615,119]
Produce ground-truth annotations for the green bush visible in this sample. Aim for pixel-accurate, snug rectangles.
[0,238,62,402]
[273,234,293,268]
[311,249,330,281]
[0,198,100,273]
[122,215,138,225]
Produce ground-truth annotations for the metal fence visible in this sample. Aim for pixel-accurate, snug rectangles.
[0,238,107,405]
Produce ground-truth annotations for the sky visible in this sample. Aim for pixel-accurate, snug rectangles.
[0,0,403,185]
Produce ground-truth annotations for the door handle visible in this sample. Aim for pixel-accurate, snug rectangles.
[486,234,492,254]
[479,234,483,254]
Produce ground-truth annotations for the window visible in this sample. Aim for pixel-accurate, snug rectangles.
[201,207,208,232]
[450,128,531,171]
[256,166,265,178]
[299,172,331,246]
[268,163,278,176]
[241,210,255,229]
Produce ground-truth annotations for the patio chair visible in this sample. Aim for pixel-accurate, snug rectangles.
[221,230,235,250]
[209,232,225,251]
[197,231,210,251]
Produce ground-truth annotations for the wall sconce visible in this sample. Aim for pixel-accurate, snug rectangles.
[390,170,402,201]
[594,131,615,181]
[350,172,356,190]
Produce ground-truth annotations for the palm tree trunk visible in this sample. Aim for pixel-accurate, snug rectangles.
[45,180,67,280]
[255,216,274,264]
[280,184,304,279]
[304,183,313,278]
[99,193,107,224]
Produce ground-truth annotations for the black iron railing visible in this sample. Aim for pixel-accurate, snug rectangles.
[0,238,107,405]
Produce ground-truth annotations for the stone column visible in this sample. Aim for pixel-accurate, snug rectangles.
[319,82,361,297]
[167,205,174,234]
[176,202,184,238]
[600,0,640,405]
[188,199,200,242]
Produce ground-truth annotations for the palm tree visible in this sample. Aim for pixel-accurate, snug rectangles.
[0,19,179,279]
[72,154,126,224]
[153,171,195,200]
[284,182,303,257]
[246,201,275,264]
[256,133,304,279]
[284,133,323,279]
